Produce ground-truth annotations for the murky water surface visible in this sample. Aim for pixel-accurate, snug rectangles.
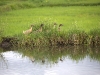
[0,46,100,75]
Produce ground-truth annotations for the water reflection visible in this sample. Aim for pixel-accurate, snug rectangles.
[0,49,8,69]
[0,46,100,75]
[13,46,100,64]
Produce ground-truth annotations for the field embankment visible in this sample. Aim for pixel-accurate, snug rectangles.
[0,1,100,48]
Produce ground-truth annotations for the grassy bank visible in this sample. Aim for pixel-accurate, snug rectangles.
[0,1,100,47]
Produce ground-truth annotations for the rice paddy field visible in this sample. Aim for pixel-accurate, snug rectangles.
[0,6,100,36]
[0,0,100,47]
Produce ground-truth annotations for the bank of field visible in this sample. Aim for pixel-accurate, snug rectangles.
[0,6,100,47]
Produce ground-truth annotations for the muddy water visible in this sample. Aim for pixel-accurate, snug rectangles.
[0,46,100,75]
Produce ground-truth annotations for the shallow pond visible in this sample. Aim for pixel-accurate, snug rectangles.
[0,46,100,75]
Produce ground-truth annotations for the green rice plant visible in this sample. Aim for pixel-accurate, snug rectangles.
[0,6,100,36]
[66,29,88,45]
[87,28,100,45]
[89,28,100,37]
[0,0,100,13]
[0,1,37,12]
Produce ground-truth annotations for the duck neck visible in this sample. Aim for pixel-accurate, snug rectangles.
[30,27,32,30]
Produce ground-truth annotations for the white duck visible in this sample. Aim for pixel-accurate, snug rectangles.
[23,25,33,34]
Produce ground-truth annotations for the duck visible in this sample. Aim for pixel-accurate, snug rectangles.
[60,58,63,61]
[53,23,57,29]
[30,56,35,63]
[38,24,44,32]
[42,59,45,63]
[58,24,63,31]
[23,25,33,34]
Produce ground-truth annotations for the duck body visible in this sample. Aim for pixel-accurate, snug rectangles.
[23,27,32,34]
[23,25,33,34]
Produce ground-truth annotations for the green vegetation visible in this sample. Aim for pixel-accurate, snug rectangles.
[0,0,100,47]
[0,0,100,12]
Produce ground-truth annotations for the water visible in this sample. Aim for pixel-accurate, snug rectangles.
[0,46,100,75]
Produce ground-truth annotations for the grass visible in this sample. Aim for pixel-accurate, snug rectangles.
[0,0,100,12]
[0,6,100,36]
[0,1,100,46]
